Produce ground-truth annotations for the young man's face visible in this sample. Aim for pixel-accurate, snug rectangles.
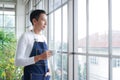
[34,13,47,31]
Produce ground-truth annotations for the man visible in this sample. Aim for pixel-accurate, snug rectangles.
[15,9,52,80]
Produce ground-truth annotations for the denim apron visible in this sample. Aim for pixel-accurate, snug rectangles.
[23,40,50,80]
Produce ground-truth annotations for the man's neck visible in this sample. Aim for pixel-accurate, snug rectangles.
[33,29,41,34]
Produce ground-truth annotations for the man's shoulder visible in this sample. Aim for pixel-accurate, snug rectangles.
[22,30,32,36]
[19,31,32,40]
[19,31,34,43]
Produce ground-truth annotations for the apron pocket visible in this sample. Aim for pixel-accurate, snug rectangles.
[31,73,44,80]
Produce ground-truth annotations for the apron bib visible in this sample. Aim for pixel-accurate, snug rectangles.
[23,41,50,80]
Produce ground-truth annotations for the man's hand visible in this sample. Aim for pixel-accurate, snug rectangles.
[34,50,52,62]
[45,71,51,76]
[40,50,52,60]
[45,68,51,76]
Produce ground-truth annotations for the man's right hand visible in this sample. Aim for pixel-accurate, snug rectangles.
[34,50,52,62]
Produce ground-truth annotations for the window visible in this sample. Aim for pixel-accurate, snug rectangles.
[54,8,61,51]
[77,0,86,53]
[89,57,108,80]
[48,1,68,80]
[75,0,120,80]
[4,11,15,27]
[0,4,15,33]
[74,0,118,79]
[89,0,108,55]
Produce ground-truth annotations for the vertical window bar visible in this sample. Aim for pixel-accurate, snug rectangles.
[73,0,75,79]
[73,0,79,79]
[86,0,89,80]
[61,6,63,80]
[108,0,112,80]
[53,2,55,79]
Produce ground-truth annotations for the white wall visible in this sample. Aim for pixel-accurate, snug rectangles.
[16,0,25,39]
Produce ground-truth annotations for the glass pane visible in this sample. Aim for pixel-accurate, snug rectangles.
[4,4,15,8]
[4,11,15,15]
[62,0,67,4]
[76,55,86,80]
[54,8,61,51]
[62,5,68,52]
[49,13,54,50]
[112,0,120,55]
[54,0,61,9]
[0,11,3,14]
[4,27,15,33]
[62,54,68,80]
[89,56,108,80]
[54,53,62,80]
[112,58,120,80]
[89,0,108,54]
[49,0,54,12]
[77,0,86,53]
[4,15,15,27]
[36,1,43,9]
[0,15,3,27]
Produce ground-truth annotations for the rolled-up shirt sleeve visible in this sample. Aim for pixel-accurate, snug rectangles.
[15,33,35,67]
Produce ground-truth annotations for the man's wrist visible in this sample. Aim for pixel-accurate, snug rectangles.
[34,55,41,62]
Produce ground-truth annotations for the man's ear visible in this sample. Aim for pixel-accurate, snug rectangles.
[32,18,37,25]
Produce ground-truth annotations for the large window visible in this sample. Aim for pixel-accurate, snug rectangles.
[48,0,68,80]
[76,0,120,80]
[0,3,17,80]
[25,0,120,80]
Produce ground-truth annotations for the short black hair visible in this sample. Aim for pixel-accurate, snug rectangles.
[30,9,46,25]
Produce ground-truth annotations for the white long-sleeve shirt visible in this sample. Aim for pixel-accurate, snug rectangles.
[15,30,48,67]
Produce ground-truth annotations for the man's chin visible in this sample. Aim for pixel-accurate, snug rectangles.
[41,27,45,30]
